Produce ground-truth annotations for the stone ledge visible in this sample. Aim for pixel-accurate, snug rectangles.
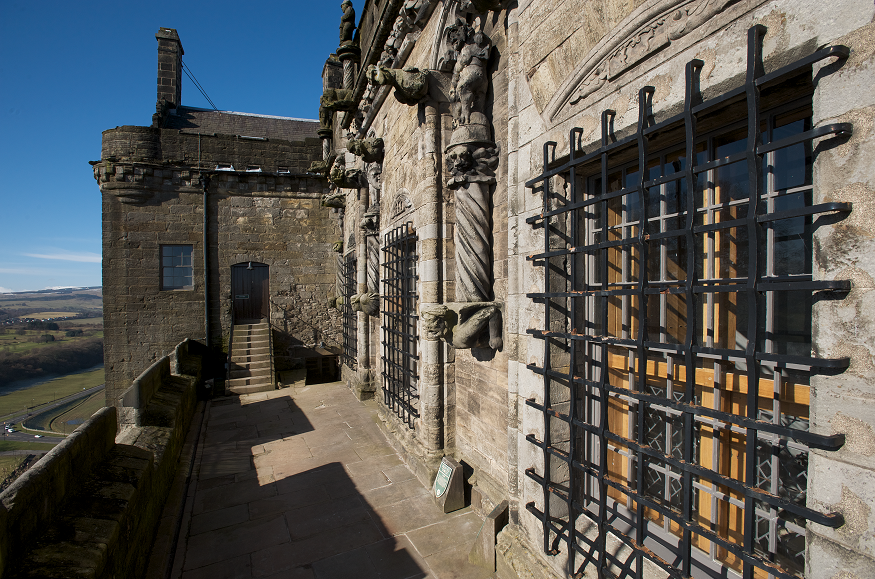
[0,340,202,579]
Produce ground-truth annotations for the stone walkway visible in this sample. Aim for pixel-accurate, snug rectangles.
[171,381,496,579]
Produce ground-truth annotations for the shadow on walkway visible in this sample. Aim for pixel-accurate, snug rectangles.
[174,382,493,579]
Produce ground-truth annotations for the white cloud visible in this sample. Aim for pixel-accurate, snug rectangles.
[24,251,102,263]
[0,287,11,293]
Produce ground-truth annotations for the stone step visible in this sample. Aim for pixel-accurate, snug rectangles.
[233,323,269,330]
[229,367,272,379]
[228,375,274,387]
[228,382,275,395]
[230,353,270,363]
[230,344,270,355]
[232,338,270,347]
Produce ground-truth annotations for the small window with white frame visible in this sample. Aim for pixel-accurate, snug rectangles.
[161,245,193,290]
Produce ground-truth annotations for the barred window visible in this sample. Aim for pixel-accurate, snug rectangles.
[160,245,193,290]
[381,222,419,428]
[524,27,849,579]
[341,252,357,369]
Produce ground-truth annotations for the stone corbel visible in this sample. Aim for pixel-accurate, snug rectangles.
[319,88,357,131]
[308,153,337,177]
[347,136,384,164]
[421,302,502,351]
[328,295,345,310]
[322,189,347,209]
[101,182,155,205]
[350,292,380,317]
[328,154,366,190]
[360,206,379,234]
[366,65,430,106]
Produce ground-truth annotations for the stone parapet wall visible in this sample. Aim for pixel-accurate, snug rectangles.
[0,406,118,578]
[0,340,202,579]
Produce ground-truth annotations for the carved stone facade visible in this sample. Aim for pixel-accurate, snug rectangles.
[103,3,875,579]
[321,1,875,579]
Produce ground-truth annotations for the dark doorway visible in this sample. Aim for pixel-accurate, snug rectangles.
[231,262,269,323]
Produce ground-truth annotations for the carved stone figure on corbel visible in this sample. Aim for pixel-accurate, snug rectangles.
[328,154,366,190]
[347,136,384,164]
[308,153,337,177]
[366,65,429,106]
[421,302,502,350]
[339,0,356,45]
[438,14,502,350]
[350,292,380,317]
[446,19,491,128]
[322,187,346,209]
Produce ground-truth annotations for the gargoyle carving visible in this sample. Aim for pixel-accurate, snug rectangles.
[366,65,429,106]
[308,153,337,177]
[361,207,379,233]
[322,190,346,209]
[319,88,357,130]
[421,302,502,350]
[329,154,365,189]
[347,137,384,164]
[446,145,499,188]
[332,240,344,253]
[351,292,380,317]
[328,295,345,310]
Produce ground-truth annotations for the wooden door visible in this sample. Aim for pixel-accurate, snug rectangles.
[231,262,269,323]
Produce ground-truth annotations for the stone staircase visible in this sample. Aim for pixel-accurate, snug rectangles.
[228,322,275,395]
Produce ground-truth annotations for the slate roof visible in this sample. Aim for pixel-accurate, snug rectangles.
[165,106,320,142]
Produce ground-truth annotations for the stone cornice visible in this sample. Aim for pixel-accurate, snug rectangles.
[94,160,326,203]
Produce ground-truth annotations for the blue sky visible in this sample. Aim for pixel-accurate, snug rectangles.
[0,0,362,293]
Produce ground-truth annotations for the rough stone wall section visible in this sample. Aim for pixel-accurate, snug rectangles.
[99,121,339,405]
[809,8,875,579]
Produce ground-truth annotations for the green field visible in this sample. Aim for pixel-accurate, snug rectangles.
[0,367,105,418]
[0,455,28,482]
[0,329,104,355]
[46,391,106,434]
[59,317,103,326]
[0,441,57,452]
[16,312,78,319]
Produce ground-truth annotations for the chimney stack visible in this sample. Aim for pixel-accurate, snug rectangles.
[155,28,183,109]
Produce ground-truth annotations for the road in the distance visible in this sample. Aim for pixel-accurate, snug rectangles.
[0,384,105,445]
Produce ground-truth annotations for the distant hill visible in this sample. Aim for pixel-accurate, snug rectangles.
[0,288,103,387]
[0,287,102,323]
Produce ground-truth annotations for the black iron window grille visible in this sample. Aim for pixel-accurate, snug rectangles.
[342,252,357,370]
[381,222,419,428]
[523,26,851,579]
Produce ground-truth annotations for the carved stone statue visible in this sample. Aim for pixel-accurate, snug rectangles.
[328,295,345,310]
[366,65,429,106]
[332,240,344,253]
[447,19,491,128]
[329,154,365,189]
[339,0,356,45]
[350,292,380,317]
[347,136,385,164]
[421,302,502,350]
[322,190,346,209]
[319,88,357,131]
[360,208,379,233]
[365,162,382,202]
[308,153,337,177]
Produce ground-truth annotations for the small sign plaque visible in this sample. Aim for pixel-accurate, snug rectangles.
[432,456,464,513]
[235,295,249,299]
[433,460,453,498]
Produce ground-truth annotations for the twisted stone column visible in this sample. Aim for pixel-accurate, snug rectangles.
[454,181,492,302]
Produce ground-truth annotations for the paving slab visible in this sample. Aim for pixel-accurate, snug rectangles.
[172,381,495,578]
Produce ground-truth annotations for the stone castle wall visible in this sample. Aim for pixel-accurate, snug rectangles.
[100,125,340,406]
